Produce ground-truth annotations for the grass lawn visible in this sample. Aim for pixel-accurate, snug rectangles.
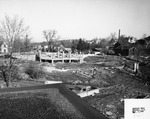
[0,88,85,119]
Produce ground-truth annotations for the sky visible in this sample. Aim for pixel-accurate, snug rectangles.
[0,0,150,42]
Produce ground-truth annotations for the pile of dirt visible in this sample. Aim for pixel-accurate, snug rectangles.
[84,82,149,119]
[74,68,93,78]
[84,55,124,67]
[88,67,115,87]
[89,78,109,87]
[85,94,122,119]
[97,84,126,96]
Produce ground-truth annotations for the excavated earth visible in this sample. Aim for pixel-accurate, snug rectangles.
[1,54,150,119]
[48,55,150,119]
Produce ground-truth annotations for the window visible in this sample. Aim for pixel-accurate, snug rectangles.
[82,88,86,91]
[4,49,6,53]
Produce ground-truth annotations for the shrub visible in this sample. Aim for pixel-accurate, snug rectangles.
[25,63,45,79]
[11,65,21,81]
[0,61,21,88]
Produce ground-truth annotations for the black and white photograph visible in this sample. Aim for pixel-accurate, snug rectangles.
[0,0,150,119]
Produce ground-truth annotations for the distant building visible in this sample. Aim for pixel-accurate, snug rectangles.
[64,48,71,52]
[42,45,48,52]
[128,37,136,43]
[113,36,134,56]
[0,41,8,54]
[58,45,71,53]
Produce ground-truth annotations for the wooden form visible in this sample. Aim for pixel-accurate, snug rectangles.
[37,51,83,64]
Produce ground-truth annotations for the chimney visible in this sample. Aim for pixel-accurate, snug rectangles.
[118,29,120,42]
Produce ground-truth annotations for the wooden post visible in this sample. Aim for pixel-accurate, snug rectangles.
[52,59,54,64]
[52,53,54,64]
[134,62,139,73]
[62,51,64,63]
[69,51,71,63]
[38,50,41,62]
[58,51,60,58]
[80,52,83,63]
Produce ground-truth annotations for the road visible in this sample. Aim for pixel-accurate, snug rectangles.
[0,84,108,119]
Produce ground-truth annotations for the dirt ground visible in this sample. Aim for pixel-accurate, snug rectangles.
[1,54,150,119]
[44,55,150,119]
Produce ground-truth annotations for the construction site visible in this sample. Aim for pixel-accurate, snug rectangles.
[38,53,150,119]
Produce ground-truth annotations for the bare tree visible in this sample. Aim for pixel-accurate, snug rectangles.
[141,34,147,39]
[43,30,59,52]
[0,15,29,87]
[23,34,32,52]
[106,32,117,47]
[110,32,117,40]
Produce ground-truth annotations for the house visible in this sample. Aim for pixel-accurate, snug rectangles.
[124,36,150,84]
[0,41,8,54]
[128,37,136,43]
[64,48,71,52]
[42,45,48,52]
[130,37,150,56]
[92,48,103,55]
[58,45,71,53]
[113,36,134,56]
